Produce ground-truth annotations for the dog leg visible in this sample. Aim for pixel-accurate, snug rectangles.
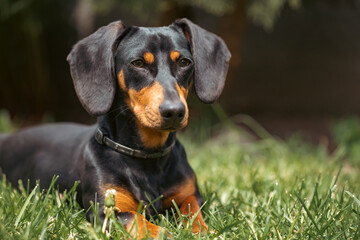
[117,211,166,239]
[179,195,208,233]
[100,186,166,239]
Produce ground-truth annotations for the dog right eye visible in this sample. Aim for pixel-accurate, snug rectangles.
[132,60,145,68]
[178,58,192,68]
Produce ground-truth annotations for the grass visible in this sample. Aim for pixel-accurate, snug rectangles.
[0,116,360,239]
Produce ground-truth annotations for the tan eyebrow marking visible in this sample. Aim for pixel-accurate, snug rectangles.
[170,51,180,62]
[143,52,154,64]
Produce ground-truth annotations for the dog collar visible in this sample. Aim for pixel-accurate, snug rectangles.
[95,128,175,159]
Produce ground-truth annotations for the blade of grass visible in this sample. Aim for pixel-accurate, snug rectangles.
[345,191,360,206]
[285,210,300,240]
[14,184,38,228]
[294,191,321,234]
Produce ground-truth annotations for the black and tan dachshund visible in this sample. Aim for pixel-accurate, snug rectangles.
[0,18,230,238]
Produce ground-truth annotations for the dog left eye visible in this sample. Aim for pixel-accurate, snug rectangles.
[179,58,191,68]
[132,60,145,68]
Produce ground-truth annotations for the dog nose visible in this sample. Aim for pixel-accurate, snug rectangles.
[159,101,185,124]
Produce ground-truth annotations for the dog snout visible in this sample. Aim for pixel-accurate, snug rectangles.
[159,100,185,126]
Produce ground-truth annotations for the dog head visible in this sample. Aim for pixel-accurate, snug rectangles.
[67,19,230,147]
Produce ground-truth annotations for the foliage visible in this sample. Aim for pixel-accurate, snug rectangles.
[0,121,359,239]
[0,0,306,35]
[175,0,234,16]
[247,0,302,31]
[92,0,235,17]
[0,0,31,21]
[91,0,302,30]
[331,115,360,165]
[0,110,16,133]
[92,0,163,21]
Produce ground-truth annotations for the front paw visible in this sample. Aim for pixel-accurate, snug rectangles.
[127,217,168,239]
[191,221,209,234]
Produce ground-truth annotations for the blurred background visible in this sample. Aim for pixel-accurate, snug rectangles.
[1,0,360,152]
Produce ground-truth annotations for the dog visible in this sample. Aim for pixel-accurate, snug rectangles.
[0,18,230,238]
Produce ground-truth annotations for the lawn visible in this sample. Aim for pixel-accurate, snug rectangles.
[0,114,359,239]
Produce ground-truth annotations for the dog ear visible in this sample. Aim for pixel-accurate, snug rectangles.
[174,18,231,104]
[67,21,126,116]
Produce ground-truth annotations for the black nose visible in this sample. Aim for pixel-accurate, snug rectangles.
[159,101,185,125]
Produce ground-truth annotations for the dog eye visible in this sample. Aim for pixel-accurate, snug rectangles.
[132,60,145,68]
[179,58,191,68]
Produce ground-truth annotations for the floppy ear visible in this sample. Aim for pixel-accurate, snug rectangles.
[67,21,126,116]
[174,18,231,104]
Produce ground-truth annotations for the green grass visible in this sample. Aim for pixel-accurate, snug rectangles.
[1,122,360,239]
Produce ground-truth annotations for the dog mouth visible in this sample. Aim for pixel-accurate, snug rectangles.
[143,110,186,131]
[145,119,183,132]
[159,125,180,131]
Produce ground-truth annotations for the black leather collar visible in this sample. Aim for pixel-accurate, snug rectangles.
[95,128,175,159]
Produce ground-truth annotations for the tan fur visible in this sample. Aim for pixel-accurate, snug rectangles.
[176,83,189,127]
[170,51,180,62]
[102,185,138,212]
[184,31,190,42]
[102,185,164,238]
[143,52,154,64]
[126,210,165,239]
[118,69,126,90]
[127,81,171,148]
[180,195,208,233]
[162,176,196,209]
[162,176,208,233]
[117,70,190,148]
[136,123,170,148]
[127,81,164,128]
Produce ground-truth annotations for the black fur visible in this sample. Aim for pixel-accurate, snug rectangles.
[174,19,231,103]
[0,18,230,229]
[67,21,127,116]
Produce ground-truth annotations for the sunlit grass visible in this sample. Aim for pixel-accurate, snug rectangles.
[0,121,359,239]
[182,127,360,239]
